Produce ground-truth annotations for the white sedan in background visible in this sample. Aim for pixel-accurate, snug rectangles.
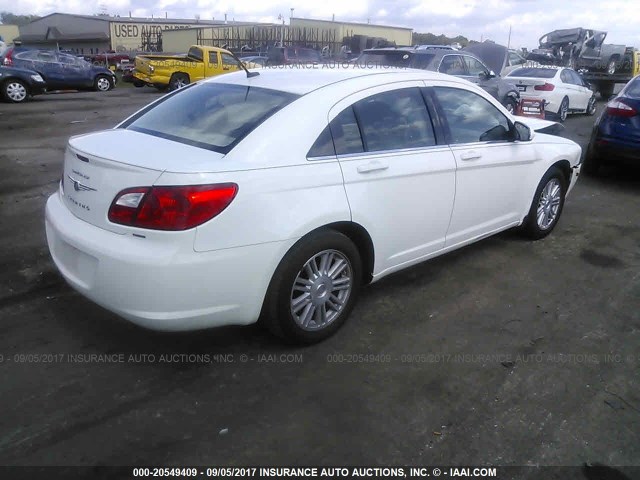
[45,68,582,344]
[507,66,597,121]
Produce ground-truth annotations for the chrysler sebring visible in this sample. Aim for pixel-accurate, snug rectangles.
[45,68,582,343]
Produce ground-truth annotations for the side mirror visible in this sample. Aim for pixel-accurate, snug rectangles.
[514,121,532,141]
[481,70,496,79]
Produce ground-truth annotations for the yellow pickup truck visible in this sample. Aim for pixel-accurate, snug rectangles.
[133,45,250,91]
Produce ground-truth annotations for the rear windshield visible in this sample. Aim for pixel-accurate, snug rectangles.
[507,68,557,78]
[357,51,435,69]
[122,83,299,154]
[622,78,640,99]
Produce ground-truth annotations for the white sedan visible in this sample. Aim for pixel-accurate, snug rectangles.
[45,68,582,344]
[506,66,597,121]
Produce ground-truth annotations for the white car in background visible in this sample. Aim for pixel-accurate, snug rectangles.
[507,66,597,121]
[45,68,582,344]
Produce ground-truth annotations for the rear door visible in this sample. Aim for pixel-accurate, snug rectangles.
[560,69,589,110]
[330,83,456,274]
[431,85,539,247]
[206,51,222,79]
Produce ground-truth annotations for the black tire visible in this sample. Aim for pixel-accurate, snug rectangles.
[261,230,362,344]
[586,95,597,116]
[2,78,30,103]
[94,74,113,92]
[133,79,145,88]
[169,73,190,91]
[598,83,614,100]
[558,97,569,122]
[504,97,517,115]
[520,167,567,240]
[582,142,601,176]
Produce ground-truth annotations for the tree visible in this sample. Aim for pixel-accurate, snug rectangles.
[412,32,470,47]
[0,11,40,26]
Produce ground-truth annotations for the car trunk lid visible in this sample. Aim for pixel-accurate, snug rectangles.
[62,129,226,233]
[509,76,547,96]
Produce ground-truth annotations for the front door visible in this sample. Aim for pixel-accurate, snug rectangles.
[431,86,539,247]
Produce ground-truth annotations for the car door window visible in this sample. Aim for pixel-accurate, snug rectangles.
[221,53,237,67]
[509,52,525,66]
[354,88,436,152]
[463,56,489,76]
[208,51,219,66]
[569,70,585,86]
[330,107,364,155]
[434,87,511,144]
[37,51,56,63]
[307,125,336,158]
[560,70,572,84]
[439,55,466,75]
[15,50,39,61]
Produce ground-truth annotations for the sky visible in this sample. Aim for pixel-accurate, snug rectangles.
[2,0,640,50]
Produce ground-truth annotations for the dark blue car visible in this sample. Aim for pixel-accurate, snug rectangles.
[4,48,116,92]
[584,75,640,174]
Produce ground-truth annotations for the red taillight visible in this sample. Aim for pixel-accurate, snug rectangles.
[3,49,13,66]
[534,83,555,91]
[606,99,637,117]
[108,184,238,231]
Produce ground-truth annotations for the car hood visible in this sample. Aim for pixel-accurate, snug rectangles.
[463,42,508,75]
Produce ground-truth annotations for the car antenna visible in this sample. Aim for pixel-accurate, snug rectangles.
[228,49,260,78]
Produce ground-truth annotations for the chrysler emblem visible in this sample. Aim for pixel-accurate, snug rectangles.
[67,175,96,192]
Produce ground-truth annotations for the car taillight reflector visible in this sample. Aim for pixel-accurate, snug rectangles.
[534,83,555,91]
[108,184,238,231]
[606,99,637,117]
[3,50,13,66]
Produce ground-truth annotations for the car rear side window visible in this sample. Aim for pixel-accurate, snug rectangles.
[434,87,511,144]
[439,55,466,75]
[354,88,436,152]
[123,83,299,154]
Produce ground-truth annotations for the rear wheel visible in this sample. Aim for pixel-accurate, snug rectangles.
[94,74,113,92]
[262,230,362,344]
[606,57,618,75]
[558,97,569,122]
[520,167,567,240]
[169,73,190,91]
[2,79,29,103]
[583,142,601,176]
[586,95,597,116]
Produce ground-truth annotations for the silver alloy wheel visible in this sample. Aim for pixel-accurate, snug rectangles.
[174,77,188,89]
[6,81,27,102]
[587,96,596,115]
[290,249,353,331]
[505,101,515,114]
[536,178,562,230]
[607,60,616,75]
[560,99,568,121]
[96,76,111,91]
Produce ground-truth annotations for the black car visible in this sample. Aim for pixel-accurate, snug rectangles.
[357,47,520,112]
[584,74,640,175]
[0,65,47,103]
[4,48,116,92]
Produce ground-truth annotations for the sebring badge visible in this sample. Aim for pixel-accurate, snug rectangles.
[67,175,96,192]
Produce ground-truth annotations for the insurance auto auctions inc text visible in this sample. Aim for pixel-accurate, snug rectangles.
[257,467,497,477]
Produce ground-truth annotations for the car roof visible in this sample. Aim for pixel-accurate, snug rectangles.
[206,67,455,95]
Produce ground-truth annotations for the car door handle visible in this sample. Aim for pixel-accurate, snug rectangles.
[460,151,482,161]
[357,161,389,173]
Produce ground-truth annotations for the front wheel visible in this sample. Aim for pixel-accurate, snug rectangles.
[262,230,362,344]
[504,97,517,115]
[94,74,113,92]
[520,168,567,240]
[2,79,29,103]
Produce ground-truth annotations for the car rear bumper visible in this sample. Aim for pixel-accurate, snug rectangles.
[591,135,640,162]
[45,191,291,331]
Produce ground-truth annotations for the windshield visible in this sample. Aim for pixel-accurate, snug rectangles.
[123,83,299,154]
[507,68,557,78]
